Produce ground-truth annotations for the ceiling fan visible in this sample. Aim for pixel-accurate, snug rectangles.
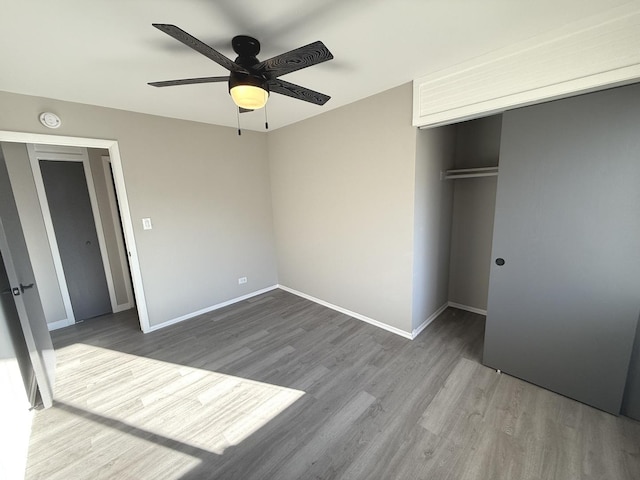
[148,24,334,114]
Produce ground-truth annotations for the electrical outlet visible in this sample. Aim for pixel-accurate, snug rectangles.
[142,218,152,230]
[238,277,247,285]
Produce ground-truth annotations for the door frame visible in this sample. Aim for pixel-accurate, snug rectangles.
[0,131,150,332]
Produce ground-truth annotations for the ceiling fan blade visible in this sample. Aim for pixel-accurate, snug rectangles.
[148,76,229,87]
[152,24,247,74]
[239,107,254,113]
[255,41,333,79]
[268,79,330,105]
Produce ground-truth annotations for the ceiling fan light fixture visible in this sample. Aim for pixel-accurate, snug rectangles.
[230,84,269,110]
[229,73,269,110]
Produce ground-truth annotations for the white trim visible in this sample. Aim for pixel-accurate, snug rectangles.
[102,154,134,311]
[108,142,150,332]
[145,285,279,333]
[413,4,640,128]
[448,302,487,316]
[278,285,414,339]
[32,144,84,155]
[112,303,133,314]
[47,318,73,331]
[0,130,149,333]
[412,302,449,339]
[26,144,76,325]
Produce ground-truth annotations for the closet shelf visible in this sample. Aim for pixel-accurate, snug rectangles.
[443,166,499,180]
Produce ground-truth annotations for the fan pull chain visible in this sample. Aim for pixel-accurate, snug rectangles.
[264,104,269,131]
[237,107,242,136]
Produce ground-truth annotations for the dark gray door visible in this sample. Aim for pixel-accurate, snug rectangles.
[0,151,55,409]
[484,84,640,414]
[0,250,33,400]
[0,221,55,410]
[40,160,112,321]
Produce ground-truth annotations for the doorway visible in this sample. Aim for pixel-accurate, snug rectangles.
[26,143,135,325]
[0,131,150,332]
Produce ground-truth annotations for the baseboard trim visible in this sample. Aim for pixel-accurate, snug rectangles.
[112,302,134,313]
[448,302,487,316]
[47,318,73,331]
[145,285,279,333]
[141,286,486,338]
[412,302,449,339]
[278,284,413,340]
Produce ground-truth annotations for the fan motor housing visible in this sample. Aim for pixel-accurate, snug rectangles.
[232,35,261,57]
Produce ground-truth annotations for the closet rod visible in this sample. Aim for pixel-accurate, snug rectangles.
[444,166,498,180]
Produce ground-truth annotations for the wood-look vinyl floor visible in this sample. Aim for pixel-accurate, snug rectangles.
[25,289,640,480]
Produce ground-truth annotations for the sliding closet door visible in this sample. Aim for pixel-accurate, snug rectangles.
[484,84,640,414]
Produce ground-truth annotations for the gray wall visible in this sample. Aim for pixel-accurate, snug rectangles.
[0,85,463,337]
[0,90,278,328]
[412,126,455,330]
[448,116,501,311]
[1,142,67,325]
[87,147,131,307]
[269,84,418,334]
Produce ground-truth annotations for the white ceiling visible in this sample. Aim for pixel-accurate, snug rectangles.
[0,0,630,131]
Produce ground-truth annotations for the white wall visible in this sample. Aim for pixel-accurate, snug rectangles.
[269,84,418,334]
[0,90,278,328]
[412,126,456,331]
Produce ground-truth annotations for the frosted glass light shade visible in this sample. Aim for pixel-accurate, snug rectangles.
[230,85,269,110]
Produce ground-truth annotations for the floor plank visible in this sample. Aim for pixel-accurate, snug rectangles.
[25,290,640,480]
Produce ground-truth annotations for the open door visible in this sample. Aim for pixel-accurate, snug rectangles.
[0,154,55,408]
[0,248,34,479]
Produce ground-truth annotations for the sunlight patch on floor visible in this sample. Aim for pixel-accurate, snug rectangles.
[53,343,305,456]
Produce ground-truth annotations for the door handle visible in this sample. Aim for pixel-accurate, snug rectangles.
[1,288,12,295]
[20,283,34,293]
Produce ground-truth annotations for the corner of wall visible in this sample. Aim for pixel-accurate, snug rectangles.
[411,125,456,331]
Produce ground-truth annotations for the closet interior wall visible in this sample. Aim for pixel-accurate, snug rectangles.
[447,115,502,313]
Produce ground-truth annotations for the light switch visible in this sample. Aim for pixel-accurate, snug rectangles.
[142,218,152,230]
